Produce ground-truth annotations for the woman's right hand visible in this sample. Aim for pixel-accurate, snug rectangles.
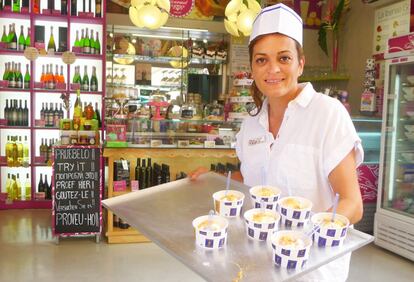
[188,167,210,181]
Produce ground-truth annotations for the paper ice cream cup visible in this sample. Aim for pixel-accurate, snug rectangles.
[192,214,228,249]
[213,190,245,217]
[244,208,280,241]
[271,230,312,269]
[280,214,309,228]
[249,185,281,211]
[278,196,312,227]
[311,212,349,247]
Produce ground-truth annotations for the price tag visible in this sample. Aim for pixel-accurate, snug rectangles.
[178,140,189,148]
[131,180,139,191]
[121,159,128,170]
[62,51,77,65]
[151,140,162,147]
[24,47,39,61]
[204,141,216,148]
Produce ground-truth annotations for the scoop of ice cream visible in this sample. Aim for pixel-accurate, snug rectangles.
[197,220,222,232]
[319,217,346,228]
[252,212,277,223]
[220,194,240,201]
[278,235,306,248]
[282,198,303,209]
[256,187,276,197]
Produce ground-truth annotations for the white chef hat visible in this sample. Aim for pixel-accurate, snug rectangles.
[249,3,303,46]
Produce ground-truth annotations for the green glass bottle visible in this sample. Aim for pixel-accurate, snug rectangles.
[90,66,98,91]
[8,62,16,88]
[9,24,17,50]
[18,25,25,51]
[47,26,56,53]
[82,65,89,91]
[74,30,80,48]
[94,31,100,55]
[3,62,8,81]
[25,27,30,48]
[16,63,23,88]
[12,0,20,13]
[1,26,7,43]
[73,66,81,84]
[89,29,95,55]
[83,28,90,54]
[80,29,85,51]
[24,64,30,89]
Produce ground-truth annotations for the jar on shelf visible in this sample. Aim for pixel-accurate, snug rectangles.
[204,100,224,121]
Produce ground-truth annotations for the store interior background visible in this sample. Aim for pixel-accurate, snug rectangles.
[107,0,376,116]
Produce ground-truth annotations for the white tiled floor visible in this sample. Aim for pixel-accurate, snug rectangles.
[0,209,413,282]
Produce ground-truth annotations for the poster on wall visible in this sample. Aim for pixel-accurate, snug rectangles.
[263,0,322,29]
[170,0,230,20]
[372,0,411,57]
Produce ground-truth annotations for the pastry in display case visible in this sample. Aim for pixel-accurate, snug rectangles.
[228,71,255,121]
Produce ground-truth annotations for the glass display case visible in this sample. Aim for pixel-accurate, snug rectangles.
[375,55,414,261]
[352,116,381,233]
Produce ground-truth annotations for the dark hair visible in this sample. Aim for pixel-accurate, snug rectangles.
[248,34,304,116]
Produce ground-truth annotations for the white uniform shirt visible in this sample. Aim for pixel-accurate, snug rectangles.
[236,83,364,282]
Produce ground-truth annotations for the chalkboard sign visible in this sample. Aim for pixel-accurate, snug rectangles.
[53,146,101,235]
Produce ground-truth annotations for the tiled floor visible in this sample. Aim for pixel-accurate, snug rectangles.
[0,209,413,282]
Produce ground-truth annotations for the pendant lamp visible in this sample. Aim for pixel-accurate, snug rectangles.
[129,0,170,30]
[224,0,261,37]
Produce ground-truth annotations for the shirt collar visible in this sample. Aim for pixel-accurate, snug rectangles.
[255,82,315,130]
[290,82,315,108]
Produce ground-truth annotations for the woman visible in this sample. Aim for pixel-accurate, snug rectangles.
[191,4,363,281]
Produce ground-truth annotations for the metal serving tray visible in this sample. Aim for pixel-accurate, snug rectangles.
[102,172,374,282]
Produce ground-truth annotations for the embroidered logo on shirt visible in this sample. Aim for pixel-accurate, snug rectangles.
[248,136,266,146]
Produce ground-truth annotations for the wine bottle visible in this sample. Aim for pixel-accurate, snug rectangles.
[83,0,86,12]
[73,66,81,83]
[3,62,9,81]
[94,102,101,128]
[12,0,20,13]
[44,175,50,199]
[89,29,95,54]
[146,158,152,188]
[82,65,89,91]
[71,0,77,16]
[17,136,23,166]
[53,102,59,127]
[61,0,67,15]
[24,64,30,89]
[59,65,65,83]
[88,0,91,13]
[47,0,54,12]
[34,0,40,14]
[48,63,54,89]
[25,27,30,47]
[24,173,31,200]
[17,99,23,125]
[74,30,80,48]
[23,100,28,126]
[23,135,29,166]
[40,102,45,120]
[11,174,17,200]
[16,63,22,88]
[22,0,29,9]
[9,24,17,50]
[0,0,3,11]
[90,66,98,91]
[18,25,25,51]
[8,62,16,88]
[83,28,90,54]
[38,173,44,193]
[73,90,82,130]
[94,31,100,54]
[95,0,101,18]
[47,102,54,127]
[1,26,7,43]
[4,99,9,124]
[139,159,147,189]
[47,26,56,53]
[6,174,13,200]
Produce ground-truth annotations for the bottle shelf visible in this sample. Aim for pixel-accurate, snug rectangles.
[0,88,30,92]
[69,90,102,95]
[0,11,30,20]
[33,88,68,93]
[70,16,103,25]
[0,49,26,56]
[33,126,59,130]
[74,53,103,60]
[0,163,31,168]
[38,52,65,58]
[33,13,69,23]
[109,54,226,65]
[0,125,31,130]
